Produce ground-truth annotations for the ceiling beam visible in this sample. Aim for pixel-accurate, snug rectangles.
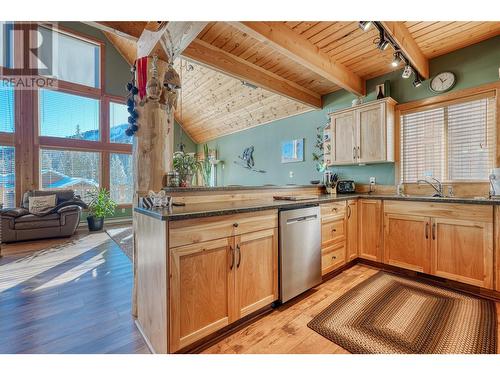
[84,22,144,40]
[380,21,430,79]
[182,38,322,108]
[231,21,365,96]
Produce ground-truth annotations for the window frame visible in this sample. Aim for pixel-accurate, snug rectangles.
[396,83,500,186]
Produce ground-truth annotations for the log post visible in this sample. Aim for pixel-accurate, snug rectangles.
[132,57,174,317]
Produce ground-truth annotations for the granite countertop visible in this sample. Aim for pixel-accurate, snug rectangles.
[134,193,499,221]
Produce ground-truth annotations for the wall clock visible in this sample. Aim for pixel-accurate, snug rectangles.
[430,71,456,93]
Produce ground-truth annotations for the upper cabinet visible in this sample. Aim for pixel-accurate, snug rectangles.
[327,98,396,166]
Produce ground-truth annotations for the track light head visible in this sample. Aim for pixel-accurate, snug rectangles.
[391,52,402,67]
[377,30,390,50]
[413,74,422,88]
[358,21,372,31]
[402,65,413,79]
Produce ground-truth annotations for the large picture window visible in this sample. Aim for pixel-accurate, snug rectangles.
[39,89,100,140]
[38,26,101,88]
[109,101,132,144]
[40,149,100,202]
[110,153,133,204]
[400,95,496,183]
[0,145,15,208]
[0,81,14,133]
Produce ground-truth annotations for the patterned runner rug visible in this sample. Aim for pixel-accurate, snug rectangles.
[106,227,133,261]
[308,272,497,354]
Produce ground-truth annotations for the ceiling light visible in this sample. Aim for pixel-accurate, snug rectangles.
[358,21,372,31]
[241,80,258,89]
[402,65,413,79]
[377,30,390,50]
[413,74,422,88]
[391,52,402,67]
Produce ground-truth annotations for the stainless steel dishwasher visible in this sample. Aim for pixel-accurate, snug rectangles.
[279,206,322,303]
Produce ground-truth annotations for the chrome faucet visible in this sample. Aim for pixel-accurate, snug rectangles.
[417,177,444,197]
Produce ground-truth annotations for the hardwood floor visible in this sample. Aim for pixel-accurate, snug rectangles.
[0,232,149,354]
[1,233,498,354]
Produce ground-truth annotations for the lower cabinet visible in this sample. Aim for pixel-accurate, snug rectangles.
[431,218,493,289]
[169,228,278,352]
[383,201,494,289]
[234,228,278,319]
[383,213,430,273]
[320,202,347,275]
[359,199,383,261]
[346,200,358,261]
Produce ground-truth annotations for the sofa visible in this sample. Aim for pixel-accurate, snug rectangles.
[0,190,86,243]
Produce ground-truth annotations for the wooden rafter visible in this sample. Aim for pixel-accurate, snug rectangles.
[231,21,365,96]
[84,21,145,40]
[182,39,322,108]
[137,22,208,60]
[381,21,430,79]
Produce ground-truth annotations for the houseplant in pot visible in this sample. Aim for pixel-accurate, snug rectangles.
[173,151,199,187]
[87,188,117,231]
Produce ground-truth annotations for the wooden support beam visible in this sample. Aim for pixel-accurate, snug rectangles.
[84,21,144,40]
[231,21,365,97]
[137,22,208,60]
[380,21,430,79]
[182,38,322,108]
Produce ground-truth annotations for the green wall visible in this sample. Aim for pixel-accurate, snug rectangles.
[201,35,500,186]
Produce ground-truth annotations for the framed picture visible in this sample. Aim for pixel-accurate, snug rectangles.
[281,138,304,163]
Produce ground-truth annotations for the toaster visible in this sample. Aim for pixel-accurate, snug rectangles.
[337,180,356,194]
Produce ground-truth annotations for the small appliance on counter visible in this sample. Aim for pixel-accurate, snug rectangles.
[337,180,356,194]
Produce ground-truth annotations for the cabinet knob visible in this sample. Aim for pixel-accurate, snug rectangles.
[233,223,239,228]
[332,255,337,260]
[332,228,336,232]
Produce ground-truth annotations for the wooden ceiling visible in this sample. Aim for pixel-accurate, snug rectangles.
[89,21,500,143]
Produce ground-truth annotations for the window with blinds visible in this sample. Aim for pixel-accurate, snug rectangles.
[400,95,496,183]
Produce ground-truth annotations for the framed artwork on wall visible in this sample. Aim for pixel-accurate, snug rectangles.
[281,138,304,163]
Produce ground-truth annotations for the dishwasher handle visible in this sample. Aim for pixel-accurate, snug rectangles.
[286,214,318,224]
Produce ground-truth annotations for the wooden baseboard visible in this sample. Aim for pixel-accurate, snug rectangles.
[357,258,500,302]
[178,304,274,354]
[134,319,155,354]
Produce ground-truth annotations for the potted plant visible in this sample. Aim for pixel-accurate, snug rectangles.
[199,144,212,187]
[87,188,117,231]
[173,151,199,187]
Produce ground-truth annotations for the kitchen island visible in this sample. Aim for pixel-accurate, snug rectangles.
[134,184,500,353]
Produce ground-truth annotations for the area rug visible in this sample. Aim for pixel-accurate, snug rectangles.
[106,227,133,261]
[308,272,497,354]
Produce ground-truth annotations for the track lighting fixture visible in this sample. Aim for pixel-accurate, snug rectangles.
[377,30,390,50]
[391,52,402,67]
[402,65,413,79]
[413,74,422,88]
[358,21,372,31]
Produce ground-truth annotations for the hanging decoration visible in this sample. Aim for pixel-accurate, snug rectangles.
[136,56,148,101]
[163,63,181,113]
[146,55,162,102]
[125,64,139,137]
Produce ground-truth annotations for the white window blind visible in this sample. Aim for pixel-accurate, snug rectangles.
[400,95,496,183]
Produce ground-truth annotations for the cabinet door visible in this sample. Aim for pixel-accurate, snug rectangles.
[384,213,430,273]
[322,242,346,275]
[346,200,358,261]
[234,228,278,319]
[359,199,382,261]
[431,218,493,288]
[356,103,385,163]
[331,112,356,165]
[169,237,235,352]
